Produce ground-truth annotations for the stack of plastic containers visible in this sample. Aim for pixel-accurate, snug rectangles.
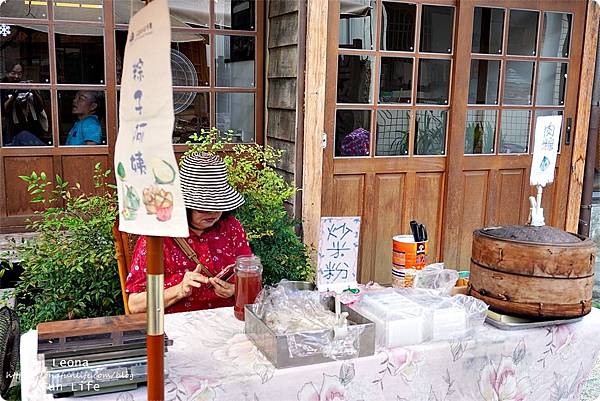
[350,288,487,349]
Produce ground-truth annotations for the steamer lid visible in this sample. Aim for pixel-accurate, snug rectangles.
[480,225,581,244]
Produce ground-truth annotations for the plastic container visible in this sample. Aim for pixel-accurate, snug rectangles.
[352,291,426,348]
[392,235,428,269]
[350,288,488,348]
[234,255,263,321]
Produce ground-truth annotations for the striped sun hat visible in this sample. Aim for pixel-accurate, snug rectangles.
[179,152,244,212]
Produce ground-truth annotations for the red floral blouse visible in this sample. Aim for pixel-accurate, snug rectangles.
[125,214,252,313]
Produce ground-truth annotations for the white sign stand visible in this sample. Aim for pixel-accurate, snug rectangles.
[316,217,360,337]
[529,115,562,226]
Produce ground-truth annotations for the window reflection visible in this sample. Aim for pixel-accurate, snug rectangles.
[536,62,567,106]
[54,0,103,22]
[173,92,210,144]
[541,12,572,58]
[376,109,409,156]
[172,34,211,87]
[0,25,50,84]
[500,110,530,154]
[56,28,105,84]
[216,35,255,87]
[472,7,504,54]
[113,0,210,27]
[380,2,416,52]
[215,0,255,30]
[503,61,534,105]
[216,92,254,142]
[420,5,454,54]
[335,109,371,157]
[1,89,52,146]
[417,59,450,105]
[507,10,539,56]
[465,109,496,154]
[340,0,375,50]
[58,90,106,146]
[0,0,48,19]
[379,57,413,104]
[468,59,500,105]
[415,110,446,155]
[337,55,373,103]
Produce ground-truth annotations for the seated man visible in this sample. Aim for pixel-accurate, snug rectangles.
[65,91,103,145]
[1,63,49,146]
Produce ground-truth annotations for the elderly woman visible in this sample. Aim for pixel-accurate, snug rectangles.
[126,153,252,313]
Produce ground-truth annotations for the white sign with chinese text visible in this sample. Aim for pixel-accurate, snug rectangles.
[317,217,360,293]
[114,0,188,237]
[530,115,563,187]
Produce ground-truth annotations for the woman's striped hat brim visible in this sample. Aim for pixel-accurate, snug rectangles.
[180,153,244,212]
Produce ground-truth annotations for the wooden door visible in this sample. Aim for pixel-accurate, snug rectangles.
[443,0,587,269]
[323,0,456,283]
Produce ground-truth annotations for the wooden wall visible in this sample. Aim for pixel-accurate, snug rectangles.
[266,0,303,216]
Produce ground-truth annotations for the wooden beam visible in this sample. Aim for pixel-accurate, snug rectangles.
[566,0,600,232]
[301,0,328,256]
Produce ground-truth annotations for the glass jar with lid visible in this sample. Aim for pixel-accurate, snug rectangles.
[234,255,263,320]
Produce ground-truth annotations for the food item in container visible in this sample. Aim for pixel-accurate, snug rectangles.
[142,186,174,221]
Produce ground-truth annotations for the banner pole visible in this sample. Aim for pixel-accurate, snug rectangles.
[146,235,164,401]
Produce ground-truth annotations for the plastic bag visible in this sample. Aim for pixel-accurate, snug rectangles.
[254,281,363,360]
[413,263,459,295]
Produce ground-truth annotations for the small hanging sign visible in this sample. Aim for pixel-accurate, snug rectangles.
[317,217,360,293]
[530,115,562,187]
[114,0,188,237]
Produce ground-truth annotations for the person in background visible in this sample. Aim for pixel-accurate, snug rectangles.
[65,91,103,145]
[126,153,253,313]
[1,63,49,146]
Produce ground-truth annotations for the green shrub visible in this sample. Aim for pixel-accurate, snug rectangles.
[184,128,314,285]
[12,165,123,331]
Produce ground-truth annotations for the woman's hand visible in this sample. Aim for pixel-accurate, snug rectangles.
[209,277,235,298]
[178,268,209,299]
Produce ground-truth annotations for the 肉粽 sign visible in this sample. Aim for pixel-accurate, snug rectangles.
[530,115,562,187]
[114,0,188,237]
[317,217,360,293]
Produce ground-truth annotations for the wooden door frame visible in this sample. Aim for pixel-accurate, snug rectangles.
[443,0,597,268]
[566,0,600,232]
[301,0,329,254]
[302,0,599,267]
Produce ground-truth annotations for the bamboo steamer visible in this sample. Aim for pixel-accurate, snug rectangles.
[468,225,596,318]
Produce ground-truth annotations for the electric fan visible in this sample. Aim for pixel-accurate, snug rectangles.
[171,48,198,114]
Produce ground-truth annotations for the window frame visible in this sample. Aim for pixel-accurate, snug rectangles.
[334,0,456,159]
[0,0,264,154]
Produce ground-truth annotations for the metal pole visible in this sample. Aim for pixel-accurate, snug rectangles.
[146,235,164,401]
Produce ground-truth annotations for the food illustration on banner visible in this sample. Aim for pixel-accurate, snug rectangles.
[142,186,174,221]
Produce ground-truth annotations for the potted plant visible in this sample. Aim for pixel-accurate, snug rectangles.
[10,165,123,331]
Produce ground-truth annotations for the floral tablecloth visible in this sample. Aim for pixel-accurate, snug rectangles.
[21,307,600,401]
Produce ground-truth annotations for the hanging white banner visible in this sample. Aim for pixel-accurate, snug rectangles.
[530,115,563,187]
[114,0,188,237]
